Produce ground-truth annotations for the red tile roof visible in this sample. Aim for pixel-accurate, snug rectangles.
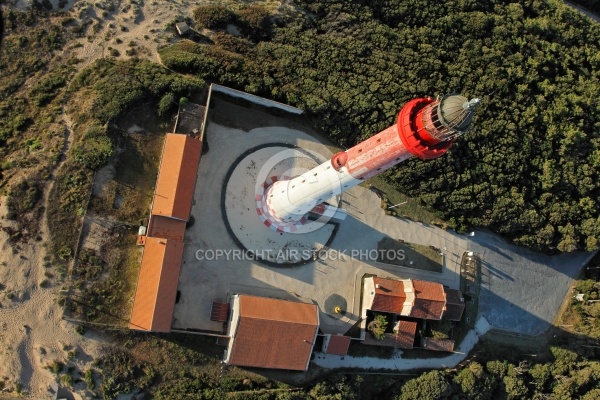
[147,215,187,241]
[210,302,230,322]
[442,288,465,321]
[423,338,455,352]
[371,277,406,314]
[410,280,446,320]
[151,134,201,221]
[324,335,351,355]
[229,296,319,371]
[394,320,418,349]
[129,238,184,332]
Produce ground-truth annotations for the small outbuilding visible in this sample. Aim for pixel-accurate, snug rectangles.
[175,22,190,36]
[422,337,455,352]
[442,287,466,321]
[322,334,351,356]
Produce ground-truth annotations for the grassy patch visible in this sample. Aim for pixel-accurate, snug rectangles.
[66,235,140,326]
[377,237,443,273]
[65,105,169,326]
[47,58,202,264]
[555,251,600,339]
[97,333,288,399]
[47,162,93,261]
[364,175,448,227]
[0,11,78,244]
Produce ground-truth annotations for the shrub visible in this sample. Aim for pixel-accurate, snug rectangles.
[7,180,41,219]
[85,368,95,389]
[237,5,273,41]
[399,370,451,400]
[59,373,73,387]
[212,32,254,54]
[72,125,113,170]
[98,350,157,399]
[157,92,175,116]
[367,313,388,340]
[67,350,78,361]
[193,5,236,29]
[30,73,66,106]
[430,320,452,339]
[47,360,64,374]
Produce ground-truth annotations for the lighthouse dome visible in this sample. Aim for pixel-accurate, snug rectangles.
[437,95,480,132]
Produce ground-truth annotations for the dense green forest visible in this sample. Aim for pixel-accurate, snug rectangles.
[92,328,600,400]
[161,0,600,253]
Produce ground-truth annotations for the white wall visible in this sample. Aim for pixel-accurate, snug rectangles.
[211,84,303,115]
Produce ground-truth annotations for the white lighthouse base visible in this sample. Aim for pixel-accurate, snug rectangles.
[224,144,339,265]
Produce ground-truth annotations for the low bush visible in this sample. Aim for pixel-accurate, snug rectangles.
[7,179,41,219]
[98,350,156,399]
[29,73,66,106]
[237,4,273,41]
[84,368,95,389]
[367,313,388,340]
[47,360,64,374]
[72,125,114,170]
[193,5,236,29]
[157,92,175,116]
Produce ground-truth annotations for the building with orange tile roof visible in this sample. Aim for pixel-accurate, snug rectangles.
[151,133,202,221]
[364,276,462,322]
[129,237,184,331]
[410,279,446,320]
[363,276,465,352]
[225,294,319,371]
[370,277,408,314]
[322,334,352,356]
[130,133,202,333]
[422,337,455,352]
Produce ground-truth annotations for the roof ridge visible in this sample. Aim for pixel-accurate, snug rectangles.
[149,238,168,330]
[245,316,318,324]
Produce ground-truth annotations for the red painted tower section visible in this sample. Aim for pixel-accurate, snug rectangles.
[263,94,479,230]
[333,95,478,182]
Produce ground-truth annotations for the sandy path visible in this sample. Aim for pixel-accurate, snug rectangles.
[0,0,202,394]
[0,100,104,397]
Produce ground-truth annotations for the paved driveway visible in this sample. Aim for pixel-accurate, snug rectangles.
[469,231,592,335]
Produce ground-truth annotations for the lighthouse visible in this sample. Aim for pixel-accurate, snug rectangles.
[260,94,480,232]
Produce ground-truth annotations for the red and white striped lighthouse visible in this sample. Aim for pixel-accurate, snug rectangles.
[260,95,480,232]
